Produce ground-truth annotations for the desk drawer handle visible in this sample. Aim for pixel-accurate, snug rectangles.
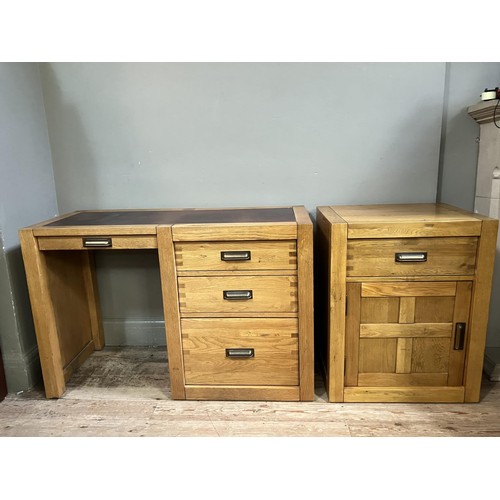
[82,237,113,248]
[221,251,251,261]
[395,252,427,263]
[226,348,254,358]
[223,290,253,300]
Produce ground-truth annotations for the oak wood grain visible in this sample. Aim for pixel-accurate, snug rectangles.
[157,225,186,399]
[344,386,465,403]
[182,318,299,386]
[464,218,499,401]
[38,235,158,250]
[172,223,297,241]
[347,237,478,277]
[18,229,66,398]
[175,240,296,271]
[317,207,348,402]
[294,206,315,401]
[178,275,298,314]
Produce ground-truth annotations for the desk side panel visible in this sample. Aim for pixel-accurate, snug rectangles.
[18,229,66,398]
[294,206,314,401]
[44,251,95,369]
[157,225,186,400]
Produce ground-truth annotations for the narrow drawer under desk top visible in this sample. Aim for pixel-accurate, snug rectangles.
[37,235,158,250]
[174,240,297,271]
[181,318,299,386]
[178,275,298,315]
[347,237,478,277]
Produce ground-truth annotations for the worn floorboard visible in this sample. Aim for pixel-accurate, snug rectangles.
[1,346,499,437]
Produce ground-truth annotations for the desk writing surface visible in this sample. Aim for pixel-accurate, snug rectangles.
[45,208,296,227]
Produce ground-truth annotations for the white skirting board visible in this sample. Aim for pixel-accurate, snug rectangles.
[484,347,500,382]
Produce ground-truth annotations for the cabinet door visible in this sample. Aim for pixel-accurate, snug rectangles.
[345,281,472,388]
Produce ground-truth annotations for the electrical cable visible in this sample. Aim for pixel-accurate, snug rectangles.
[494,96,500,129]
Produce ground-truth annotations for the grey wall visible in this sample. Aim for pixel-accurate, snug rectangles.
[41,63,445,213]
[3,62,499,392]
[40,62,446,345]
[438,62,500,211]
[0,63,58,391]
[438,62,500,347]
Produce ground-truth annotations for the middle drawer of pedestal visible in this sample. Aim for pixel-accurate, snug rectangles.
[178,275,298,314]
[181,318,299,385]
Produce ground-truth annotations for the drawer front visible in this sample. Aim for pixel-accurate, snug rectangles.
[347,237,478,277]
[38,235,157,250]
[178,276,298,314]
[182,318,299,385]
[174,240,297,271]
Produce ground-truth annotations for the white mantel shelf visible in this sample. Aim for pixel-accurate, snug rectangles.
[468,99,500,125]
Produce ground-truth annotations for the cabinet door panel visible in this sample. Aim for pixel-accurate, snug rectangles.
[359,339,397,373]
[360,297,399,323]
[414,296,455,323]
[346,281,472,388]
[412,338,450,373]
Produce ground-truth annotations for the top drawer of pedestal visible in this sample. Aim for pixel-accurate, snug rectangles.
[174,240,297,271]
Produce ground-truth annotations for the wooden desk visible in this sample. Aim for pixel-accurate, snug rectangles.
[19,207,314,401]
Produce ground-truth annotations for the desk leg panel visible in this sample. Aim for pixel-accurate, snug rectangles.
[158,226,186,400]
[19,229,66,398]
[81,252,105,350]
[44,251,95,370]
[294,207,315,401]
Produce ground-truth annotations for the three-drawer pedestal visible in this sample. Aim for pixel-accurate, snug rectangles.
[316,203,498,403]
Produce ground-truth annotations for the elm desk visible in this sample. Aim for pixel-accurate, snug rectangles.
[19,207,314,401]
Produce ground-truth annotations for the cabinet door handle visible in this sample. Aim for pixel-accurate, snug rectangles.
[226,348,254,358]
[221,251,251,261]
[223,290,253,300]
[395,252,427,262]
[82,237,113,248]
[454,322,466,350]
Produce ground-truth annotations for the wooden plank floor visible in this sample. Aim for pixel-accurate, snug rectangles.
[1,346,499,437]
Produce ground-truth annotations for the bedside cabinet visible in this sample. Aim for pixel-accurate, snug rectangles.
[316,203,498,403]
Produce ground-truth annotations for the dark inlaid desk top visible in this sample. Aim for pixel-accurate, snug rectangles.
[45,208,296,227]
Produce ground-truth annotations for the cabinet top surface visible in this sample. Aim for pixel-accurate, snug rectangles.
[327,203,483,224]
[32,207,298,228]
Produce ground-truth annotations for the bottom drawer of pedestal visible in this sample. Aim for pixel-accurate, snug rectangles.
[181,318,299,386]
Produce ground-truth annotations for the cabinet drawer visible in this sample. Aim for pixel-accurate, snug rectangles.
[181,318,299,385]
[178,275,298,314]
[175,240,297,271]
[347,237,478,277]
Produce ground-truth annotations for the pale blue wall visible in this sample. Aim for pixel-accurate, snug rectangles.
[40,62,446,345]
[2,62,499,391]
[42,63,445,213]
[438,62,500,346]
[438,62,500,210]
[0,63,58,391]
